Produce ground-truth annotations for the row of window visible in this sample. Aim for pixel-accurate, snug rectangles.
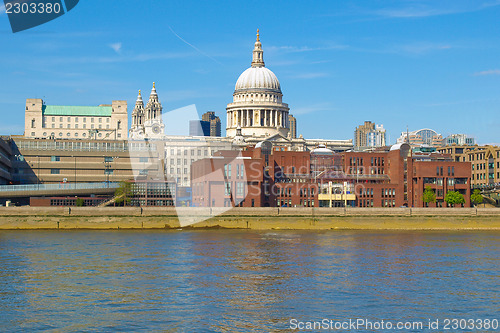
[223,164,245,179]
[223,182,245,197]
[44,123,114,130]
[424,177,467,186]
[38,131,122,138]
[49,168,114,175]
[347,166,385,175]
[358,199,397,207]
[44,116,110,123]
[168,148,209,156]
[473,173,496,180]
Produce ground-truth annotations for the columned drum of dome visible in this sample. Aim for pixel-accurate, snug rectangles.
[226,30,290,138]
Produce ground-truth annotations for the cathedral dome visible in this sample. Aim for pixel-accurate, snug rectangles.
[235,67,281,93]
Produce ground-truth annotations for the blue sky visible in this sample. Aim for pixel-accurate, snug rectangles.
[1,0,500,144]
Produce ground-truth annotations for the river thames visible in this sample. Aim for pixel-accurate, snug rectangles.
[0,230,498,332]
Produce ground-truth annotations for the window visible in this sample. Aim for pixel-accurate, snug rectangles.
[225,182,232,196]
[91,118,94,123]
[59,117,63,122]
[52,117,55,122]
[104,156,113,162]
[99,118,102,123]
[75,117,78,122]
[67,117,71,122]
[139,157,148,163]
[104,169,113,175]
[83,118,86,123]
[236,182,245,196]
[106,118,110,123]
[75,124,78,129]
[99,125,102,129]
[67,124,70,129]
[31,119,35,128]
[51,168,60,174]
[117,121,121,129]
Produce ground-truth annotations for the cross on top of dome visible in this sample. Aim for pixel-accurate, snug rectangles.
[251,29,264,68]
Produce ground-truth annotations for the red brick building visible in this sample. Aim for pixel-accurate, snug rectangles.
[191,142,471,208]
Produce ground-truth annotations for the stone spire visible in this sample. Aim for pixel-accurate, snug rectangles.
[132,89,144,126]
[251,29,265,68]
[146,82,162,120]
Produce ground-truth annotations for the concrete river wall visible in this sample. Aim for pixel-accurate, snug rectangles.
[0,207,499,230]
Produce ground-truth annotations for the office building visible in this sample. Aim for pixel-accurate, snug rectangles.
[436,145,500,189]
[288,114,297,138]
[202,111,221,137]
[397,128,443,148]
[25,99,128,140]
[354,121,375,148]
[444,134,475,146]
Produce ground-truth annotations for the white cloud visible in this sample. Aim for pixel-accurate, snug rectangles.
[109,42,122,54]
[290,72,330,79]
[397,42,452,55]
[267,43,348,53]
[474,69,500,76]
[375,1,500,19]
[292,103,333,115]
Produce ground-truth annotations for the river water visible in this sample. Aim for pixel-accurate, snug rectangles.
[0,230,498,332]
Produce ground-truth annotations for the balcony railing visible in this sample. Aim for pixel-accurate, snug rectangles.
[0,182,119,192]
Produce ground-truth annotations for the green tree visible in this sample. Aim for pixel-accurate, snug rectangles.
[445,191,465,207]
[470,189,483,206]
[422,186,436,207]
[75,198,85,207]
[114,181,132,206]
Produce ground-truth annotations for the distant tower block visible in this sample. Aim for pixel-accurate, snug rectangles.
[288,114,297,138]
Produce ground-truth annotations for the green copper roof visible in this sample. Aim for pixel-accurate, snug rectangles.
[42,105,112,117]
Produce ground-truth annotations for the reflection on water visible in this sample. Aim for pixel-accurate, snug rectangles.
[0,230,498,332]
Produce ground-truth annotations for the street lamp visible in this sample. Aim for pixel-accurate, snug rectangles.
[71,156,77,189]
[37,156,40,190]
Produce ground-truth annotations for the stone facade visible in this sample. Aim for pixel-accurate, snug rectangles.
[226,30,290,138]
[25,99,127,140]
